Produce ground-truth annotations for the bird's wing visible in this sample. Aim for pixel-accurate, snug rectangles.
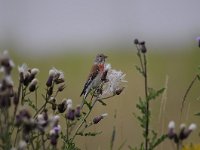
[80,64,100,97]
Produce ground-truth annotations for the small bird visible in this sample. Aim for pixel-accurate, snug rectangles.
[80,54,108,101]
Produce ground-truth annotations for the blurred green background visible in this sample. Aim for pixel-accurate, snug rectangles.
[8,47,200,149]
[1,0,200,149]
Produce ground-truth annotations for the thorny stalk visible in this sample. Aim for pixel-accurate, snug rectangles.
[143,53,149,150]
[71,97,99,142]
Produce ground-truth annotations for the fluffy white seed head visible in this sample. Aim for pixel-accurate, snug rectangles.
[31,68,39,75]
[188,123,197,131]
[5,75,14,86]
[18,64,28,73]
[66,99,73,109]
[168,121,175,129]
[37,114,44,121]
[49,68,56,77]
[67,99,72,105]
[54,115,60,121]
[30,78,38,86]
[49,129,55,135]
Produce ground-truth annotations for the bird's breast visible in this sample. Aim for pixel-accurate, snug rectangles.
[98,64,104,72]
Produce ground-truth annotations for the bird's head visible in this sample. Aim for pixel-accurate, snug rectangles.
[95,54,108,64]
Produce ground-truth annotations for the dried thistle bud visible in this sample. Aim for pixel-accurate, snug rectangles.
[19,72,24,83]
[139,41,147,53]
[0,50,15,75]
[29,79,38,92]
[66,99,73,110]
[54,78,65,84]
[134,39,139,45]
[66,109,75,121]
[23,71,31,86]
[167,121,176,139]
[180,123,197,140]
[49,126,60,146]
[188,123,197,131]
[196,37,200,48]
[57,83,65,92]
[31,68,39,76]
[115,87,125,95]
[19,109,31,119]
[141,45,147,53]
[93,113,108,124]
[57,103,66,113]
[46,76,53,87]
[75,105,81,118]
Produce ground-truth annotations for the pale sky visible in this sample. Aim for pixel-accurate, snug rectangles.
[0,0,200,54]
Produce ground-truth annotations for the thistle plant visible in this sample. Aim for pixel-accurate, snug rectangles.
[71,62,126,143]
[130,39,167,150]
[0,50,126,150]
[167,121,196,150]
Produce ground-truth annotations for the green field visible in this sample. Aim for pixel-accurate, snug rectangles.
[8,48,200,150]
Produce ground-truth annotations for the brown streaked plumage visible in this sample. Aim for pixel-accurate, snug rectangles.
[80,54,107,101]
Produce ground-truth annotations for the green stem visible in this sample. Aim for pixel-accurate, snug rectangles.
[33,102,47,118]
[14,127,20,147]
[143,53,149,150]
[42,134,46,150]
[35,88,38,109]
[136,45,145,75]
[71,98,98,142]
[180,75,199,115]
[66,120,69,142]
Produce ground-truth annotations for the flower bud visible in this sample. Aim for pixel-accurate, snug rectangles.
[57,103,66,113]
[134,39,139,45]
[66,99,73,110]
[93,113,108,124]
[29,79,38,92]
[57,83,65,92]
[66,109,75,121]
[139,41,147,53]
[196,37,200,48]
[180,123,197,140]
[31,68,39,76]
[179,124,187,140]
[54,78,65,84]
[46,76,53,87]
[115,87,125,95]
[23,72,31,86]
[167,121,176,139]
[49,129,59,146]
[75,105,81,118]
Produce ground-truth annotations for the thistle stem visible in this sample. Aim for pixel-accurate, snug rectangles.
[143,53,149,150]
[180,74,199,116]
[71,97,98,142]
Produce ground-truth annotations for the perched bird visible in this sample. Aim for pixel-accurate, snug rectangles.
[80,54,108,101]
